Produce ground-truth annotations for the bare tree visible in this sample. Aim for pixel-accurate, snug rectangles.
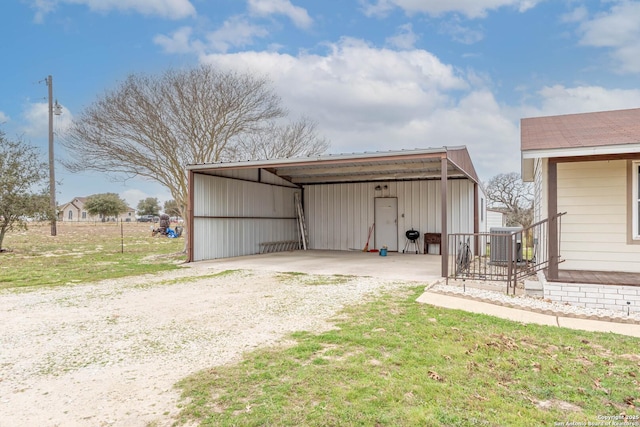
[235,116,329,160]
[61,65,328,238]
[484,172,533,228]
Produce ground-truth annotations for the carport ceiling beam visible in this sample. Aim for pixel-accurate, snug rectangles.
[276,161,441,176]
[290,171,461,184]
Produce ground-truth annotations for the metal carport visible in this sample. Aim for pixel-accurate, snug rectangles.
[186,146,481,277]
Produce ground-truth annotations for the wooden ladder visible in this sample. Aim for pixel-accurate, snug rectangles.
[294,192,308,250]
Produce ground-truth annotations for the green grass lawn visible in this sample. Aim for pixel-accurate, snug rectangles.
[0,221,185,289]
[175,287,640,426]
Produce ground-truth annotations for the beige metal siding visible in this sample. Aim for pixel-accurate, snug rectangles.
[558,160,640,272]
[192,174,298,260]
[305,180,475,252]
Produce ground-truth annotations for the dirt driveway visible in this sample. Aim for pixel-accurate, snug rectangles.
[0,262,425,426]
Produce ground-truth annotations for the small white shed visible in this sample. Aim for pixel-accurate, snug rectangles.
[485,209,506,232]
[187,146,482,277]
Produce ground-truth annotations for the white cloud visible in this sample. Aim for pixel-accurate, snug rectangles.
[531,85,640,117]
[201,38,468,121]
[30,0,56,23]
[426,91,521,175]
[361,0,542,19]
[121,189,148,210]
[0,111,9,124]
[385,23,419,49]
[576,1,640,73]
[248,0,313,29]
[560,5,588,24]
[155,17,269,54]
[29,0,196,21]
[439,19,484,44]
[153,1,313,55]
[22,102,74,139]
[154,26,204,54]
[198,38,528,179]
[206,16,269,53]
[358,0,392,17]
[199,37,640,180]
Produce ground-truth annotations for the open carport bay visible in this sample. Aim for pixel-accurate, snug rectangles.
[193,249,442,283]
[188,147,483,281]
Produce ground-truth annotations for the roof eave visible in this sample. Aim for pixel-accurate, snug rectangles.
[522,143,640,160]
[187,147,449,171]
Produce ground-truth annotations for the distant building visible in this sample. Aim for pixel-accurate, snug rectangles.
[58,197,135,222]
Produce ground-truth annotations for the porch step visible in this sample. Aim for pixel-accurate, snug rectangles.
[524,279,544,298]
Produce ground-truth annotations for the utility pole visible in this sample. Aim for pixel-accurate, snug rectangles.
[46,75,62,236]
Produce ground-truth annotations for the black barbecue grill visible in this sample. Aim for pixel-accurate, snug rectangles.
[403,228,421,254]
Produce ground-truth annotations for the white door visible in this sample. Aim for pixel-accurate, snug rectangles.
[374,198,398,251]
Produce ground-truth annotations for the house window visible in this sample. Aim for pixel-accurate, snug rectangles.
[82,212,87,219]
[481,198,484,222]
[68,210,73,220]
[633,161,640,240]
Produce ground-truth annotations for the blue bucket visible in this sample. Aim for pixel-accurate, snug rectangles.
[379,248,387,256]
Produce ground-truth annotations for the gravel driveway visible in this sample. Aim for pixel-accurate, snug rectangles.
[0,266,421,426]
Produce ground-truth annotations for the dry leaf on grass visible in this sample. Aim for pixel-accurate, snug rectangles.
[593,378,610,395]
[428,370,444,382]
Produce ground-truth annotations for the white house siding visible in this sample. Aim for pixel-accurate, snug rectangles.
[557,160,640,273]
[192,174,299,261]
[304,180,475,253]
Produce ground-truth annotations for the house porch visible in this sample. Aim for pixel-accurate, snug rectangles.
[547,269,640,287]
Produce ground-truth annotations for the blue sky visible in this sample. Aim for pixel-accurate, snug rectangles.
[2,0,640,209]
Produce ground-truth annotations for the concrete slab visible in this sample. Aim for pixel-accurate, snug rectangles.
[189,250,441,283]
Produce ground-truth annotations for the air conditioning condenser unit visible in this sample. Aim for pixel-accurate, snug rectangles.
[490,227,523,265]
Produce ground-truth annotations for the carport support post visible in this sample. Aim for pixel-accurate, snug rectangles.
[187,169,195,263]
[440,155,448,278]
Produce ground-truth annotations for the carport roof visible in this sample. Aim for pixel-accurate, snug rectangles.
[187,146,479,185]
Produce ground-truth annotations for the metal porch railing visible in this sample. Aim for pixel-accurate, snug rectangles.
[446,212,566,294]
